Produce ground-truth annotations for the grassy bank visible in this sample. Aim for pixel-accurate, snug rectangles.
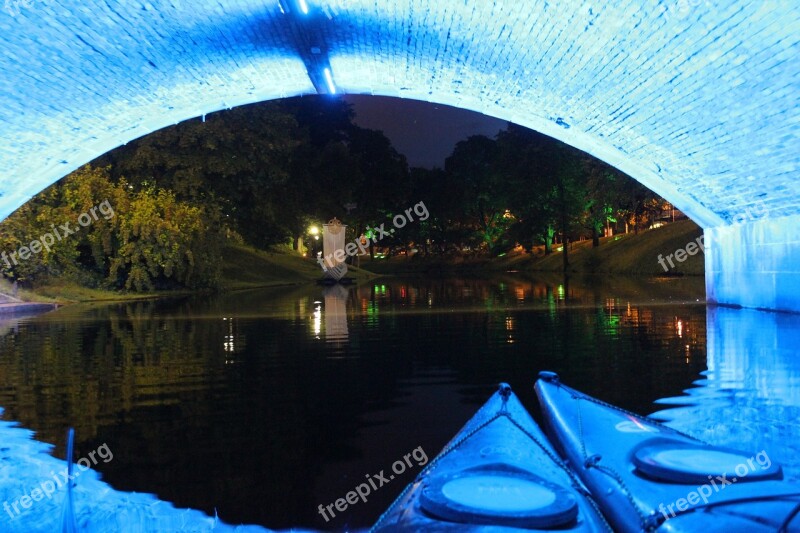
[362,219,705,277]
[522,219,705,276]
[219,244,322,289]
[219,243,376,290]
[3,222,702,304]
[3,244,377,304]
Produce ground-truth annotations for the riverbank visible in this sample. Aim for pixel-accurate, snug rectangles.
[1,244,377,306]
[1,220,700,307]
[218,244,376,290]
[361,219,705,277]
[0,286,60,317]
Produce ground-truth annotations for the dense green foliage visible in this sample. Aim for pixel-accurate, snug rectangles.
[413,125,666,262]
[0,166,224,290]
[1,97,668,291]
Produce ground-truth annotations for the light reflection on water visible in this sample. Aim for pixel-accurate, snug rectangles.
[0,275,798,529]
[652,306,800,482]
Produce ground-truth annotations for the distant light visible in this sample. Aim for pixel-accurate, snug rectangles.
[309,225,319,236]
[298,0,309,14]
[323,68,337,94]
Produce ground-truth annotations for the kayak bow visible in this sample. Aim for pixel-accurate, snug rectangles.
[535,371,800,532]
[372,383,609,532]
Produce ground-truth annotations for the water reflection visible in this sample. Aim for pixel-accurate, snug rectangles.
[322,285,350,346]
[223,317,246,361]
[652,306,800,482]
[0,275,796,529]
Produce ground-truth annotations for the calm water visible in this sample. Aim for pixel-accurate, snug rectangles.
[1,274,798,530]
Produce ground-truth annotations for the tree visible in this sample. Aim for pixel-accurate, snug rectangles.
[347,127,411,257]
[446,136,511,254]
[550,147,586,271]
[0,166,225,291]
[616,177,659,235]
[581,158,623,247]
[109,186,224,291]
[496,125,587,266]
[408,167,464,255]
[496,126,559,254]
[96,102,304,248]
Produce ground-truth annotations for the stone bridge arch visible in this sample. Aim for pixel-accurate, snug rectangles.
[0,0,798,309]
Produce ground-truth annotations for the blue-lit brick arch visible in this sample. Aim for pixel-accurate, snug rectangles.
[0,0,798,309]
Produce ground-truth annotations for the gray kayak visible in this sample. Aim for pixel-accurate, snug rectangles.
[371,383,610,532]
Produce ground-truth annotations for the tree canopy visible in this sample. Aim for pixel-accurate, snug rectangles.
[1,97,670,290]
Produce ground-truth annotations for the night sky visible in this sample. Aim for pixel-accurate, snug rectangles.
[343,95,508,169]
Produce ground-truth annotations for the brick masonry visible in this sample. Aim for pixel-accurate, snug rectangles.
[0,0,798,308]
[707,213,800,311]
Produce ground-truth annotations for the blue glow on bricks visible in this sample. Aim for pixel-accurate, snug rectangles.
[323,68,337,94]
[1,0,797,229]
[706,214,800,311]
[0,0,798,309]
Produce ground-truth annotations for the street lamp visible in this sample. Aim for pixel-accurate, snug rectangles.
[307,225,321,257]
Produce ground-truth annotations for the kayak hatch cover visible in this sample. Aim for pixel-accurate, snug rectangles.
[535,371,800,532]
[371,383,611,532]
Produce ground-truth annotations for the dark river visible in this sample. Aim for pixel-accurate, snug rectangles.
[1,274,798,531]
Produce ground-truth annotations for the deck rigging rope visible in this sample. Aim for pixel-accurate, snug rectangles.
[778,500,800,532]
[563,382,800,532]
[572,392,657,530]
[372,384,612,531]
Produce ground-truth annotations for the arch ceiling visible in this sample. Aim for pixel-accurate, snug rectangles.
[0,0,798,228]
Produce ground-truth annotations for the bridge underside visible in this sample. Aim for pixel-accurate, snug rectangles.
[0,1,798,309]
[706,214,800,312]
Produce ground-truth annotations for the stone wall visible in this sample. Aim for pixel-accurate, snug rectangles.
[1,0,799,308]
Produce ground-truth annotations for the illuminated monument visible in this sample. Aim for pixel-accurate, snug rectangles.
[0,1,797,310]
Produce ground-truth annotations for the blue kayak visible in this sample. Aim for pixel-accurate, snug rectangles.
[535,371,800,532]
[372,383,610,531]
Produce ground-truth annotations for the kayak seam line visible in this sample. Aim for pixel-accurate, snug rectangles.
[573,394,655,530]
[503,413,614,532]
[372,401,614,532]
[778,499,800,532]
[668,493,800,530]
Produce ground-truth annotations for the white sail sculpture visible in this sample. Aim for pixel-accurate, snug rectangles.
[322,218,348,281]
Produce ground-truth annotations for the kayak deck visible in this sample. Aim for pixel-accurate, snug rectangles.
[372,383,609,532]
[535,371,800,532]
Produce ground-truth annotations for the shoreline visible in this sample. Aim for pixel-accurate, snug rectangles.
[0,302,59,316]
